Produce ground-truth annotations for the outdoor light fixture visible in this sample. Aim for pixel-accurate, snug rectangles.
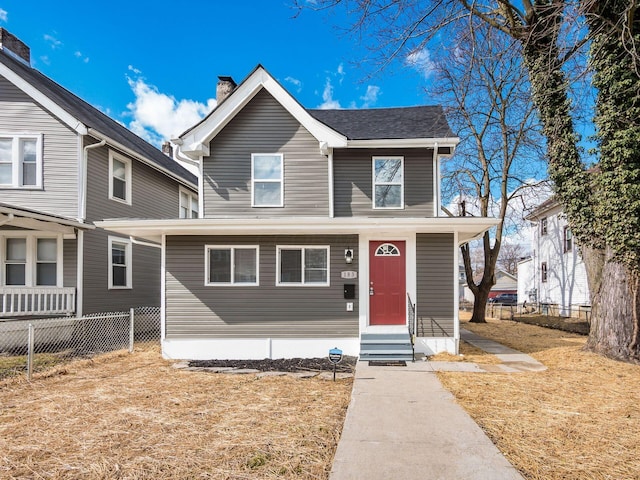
[345,248,354,264]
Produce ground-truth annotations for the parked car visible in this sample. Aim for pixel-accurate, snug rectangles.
[488,293,518,305]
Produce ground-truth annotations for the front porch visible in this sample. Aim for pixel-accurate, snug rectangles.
[0,287,76,317]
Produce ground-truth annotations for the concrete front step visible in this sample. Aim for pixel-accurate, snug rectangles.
[359,332,414,362]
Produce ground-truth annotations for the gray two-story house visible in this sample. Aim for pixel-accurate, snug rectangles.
[100,65,497,360]
[0,29,197,319]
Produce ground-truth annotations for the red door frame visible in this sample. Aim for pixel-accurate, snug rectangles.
[369,240,406,326]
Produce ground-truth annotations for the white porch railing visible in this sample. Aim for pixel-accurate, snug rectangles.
[0,287,76,317]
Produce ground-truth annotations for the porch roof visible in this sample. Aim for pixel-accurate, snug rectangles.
[0,203,94,234]
[96,216,498,245]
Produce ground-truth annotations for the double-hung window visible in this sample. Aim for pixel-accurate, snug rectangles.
[541,262,548,283]
[109,237,132,289]
[252,153,283,207]
[179,188,199,218]
[277,246,329,286]
[2,235,61,286]
[563,226,573,253]
[205,246,259,286]
[540,218,548,236]
[109,151,132,204]
[0,134,43,188]
[373,157,404,209]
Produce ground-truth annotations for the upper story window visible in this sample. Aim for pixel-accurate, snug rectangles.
[109,151,132,205]
[180,188,199,218]
[563,226,573,253]
[373,157,404,209]
[108,236,132,289]
[252,153,283,207]
[205,246,259,286]
[0,134,43,188]
[277,246,330,286]
[541,261,548,283]
[2,235,61,287]
[540,217,548,236]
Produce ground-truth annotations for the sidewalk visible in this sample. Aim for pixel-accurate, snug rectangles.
[329,332,540,480]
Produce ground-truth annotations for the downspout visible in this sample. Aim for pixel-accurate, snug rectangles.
[328,147,334,218]
[174,147,202,219]
[77,138,105,318]
[432,143,439,217]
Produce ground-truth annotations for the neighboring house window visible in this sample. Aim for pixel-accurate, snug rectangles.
[2,235,61,286]
[109,151,132,204]
[541,262,548,283]
[205,246,259,286]
[277,246,329,286]
[540,217,548,236]
[252,153,283,207]
[109,237,132,289]
[373,157,404,209]
[563,226,573,253]
[179,188,199,218]
[0,134,43,188]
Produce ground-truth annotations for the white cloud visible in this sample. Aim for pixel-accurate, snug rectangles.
[317,78,341,110]
[285,76,302,93]
[128,65,141,75]
[0,8,8,22]
[406,47,435,79]
[74,51,89,63]
[39,55,50,65]
[125,70,216,146]
[43,34,62,49]
[360,85,380,108]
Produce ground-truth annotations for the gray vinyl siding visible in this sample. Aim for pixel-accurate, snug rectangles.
[203,89,329,217]
[63,238,76,288]
[334,148,434,217]
[416,233,454,337]
[165,235,359,339]
[0,76,79,217]
[82,228,160,313]
[83,142,181,313]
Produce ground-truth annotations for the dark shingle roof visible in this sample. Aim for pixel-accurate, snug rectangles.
[0,51,197,186]
[307,106,455,140]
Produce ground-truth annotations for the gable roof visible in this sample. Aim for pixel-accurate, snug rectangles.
[307,106,454,140]
[177,65,459,159]
[0,48,197,188]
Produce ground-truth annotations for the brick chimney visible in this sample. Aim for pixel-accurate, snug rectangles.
[161,141,173,157]
[0,28,30,65]
[216,76,237,104]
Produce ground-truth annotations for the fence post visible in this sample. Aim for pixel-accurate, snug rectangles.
[27,323,34,381]
[129,308,135,353]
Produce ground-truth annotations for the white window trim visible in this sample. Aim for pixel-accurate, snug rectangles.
[0,133,43,189]
[204,245,260,286]
[108,150,132,205]
[179,186,199,219]
[251,153,284,208]
[372,156,404,210]
[276,245,330,287]
[0,232,63,287]
[108,236,132,289]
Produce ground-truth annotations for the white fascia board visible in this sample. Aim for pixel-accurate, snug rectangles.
[96,216,498,243]
[178,67,347,159]
[347,137,460,149]
[0,62,88,135]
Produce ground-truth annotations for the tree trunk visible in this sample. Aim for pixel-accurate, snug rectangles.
[469,282,493,323]
[583,247,640,363]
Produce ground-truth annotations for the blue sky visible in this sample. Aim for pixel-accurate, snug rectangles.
[0,1,436,146]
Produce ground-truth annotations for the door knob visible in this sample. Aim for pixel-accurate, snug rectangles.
[369,287,374,296]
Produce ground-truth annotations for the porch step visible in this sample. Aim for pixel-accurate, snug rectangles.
[359,332,414,362]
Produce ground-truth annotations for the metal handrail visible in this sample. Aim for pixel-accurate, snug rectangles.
[407,293,416,361]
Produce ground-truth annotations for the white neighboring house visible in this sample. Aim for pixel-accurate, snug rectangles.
[518,197,590,315]
[462,269,517,304]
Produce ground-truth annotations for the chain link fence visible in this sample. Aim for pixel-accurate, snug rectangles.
[486,302,591,334]
[0,306,160,381]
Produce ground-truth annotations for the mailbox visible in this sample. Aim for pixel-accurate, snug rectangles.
[344,284,356,299]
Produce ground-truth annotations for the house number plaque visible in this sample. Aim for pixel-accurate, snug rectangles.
[341,271,358,279]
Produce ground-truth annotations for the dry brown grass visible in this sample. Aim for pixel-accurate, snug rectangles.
[439,314,640,480]
[428,340,502,364]
[0,345,352,479]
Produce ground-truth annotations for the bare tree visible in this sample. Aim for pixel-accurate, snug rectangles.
[497,243,527,276]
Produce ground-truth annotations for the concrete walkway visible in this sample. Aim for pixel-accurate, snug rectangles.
[329,331,542,480]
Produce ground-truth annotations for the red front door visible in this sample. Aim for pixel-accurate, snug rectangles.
[369,240,406,325]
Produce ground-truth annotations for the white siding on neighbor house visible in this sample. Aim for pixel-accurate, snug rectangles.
[528,204,590,313]
[0,76,79,218]
[517,258,534,304]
